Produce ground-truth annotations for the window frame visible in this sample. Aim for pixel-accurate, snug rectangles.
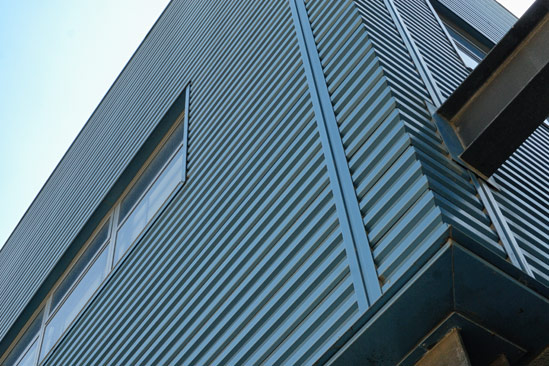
[435,13,490,71]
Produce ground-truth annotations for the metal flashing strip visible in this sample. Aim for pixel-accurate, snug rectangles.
[424,0,474,74]
[383,0,445,106]
[471,175,534,276]
[289,0,382,309]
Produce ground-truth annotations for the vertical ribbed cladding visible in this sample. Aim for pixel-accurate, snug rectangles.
[435,0,517,44]
[492,124,549,286]
[353,0,504,259]
[43,0,359,365]
[393,0,469,99]
[306,0,447,292]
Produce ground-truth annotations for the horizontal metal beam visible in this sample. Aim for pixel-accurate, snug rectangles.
[438,0,549,177]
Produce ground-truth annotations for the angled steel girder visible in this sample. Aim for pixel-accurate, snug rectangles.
[437,0,549,178]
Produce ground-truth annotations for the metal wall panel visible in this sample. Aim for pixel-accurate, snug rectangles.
[387,0,503,256]
[390,0,549,283]
[394,0,469,99]
[352,0,504,277]
[434,0,517,44]
[2,0,546,363]
[307,0,449,291]
[492,125,549,286]
[38,0,361,364]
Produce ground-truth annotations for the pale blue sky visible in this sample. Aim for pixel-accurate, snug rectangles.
[0,0,534,249]
[0,0,170,248]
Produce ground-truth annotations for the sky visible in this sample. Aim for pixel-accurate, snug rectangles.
[0,0,536,250]
[0,0,171,249]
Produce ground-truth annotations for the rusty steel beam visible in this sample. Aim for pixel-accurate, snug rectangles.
[437,0,549,177]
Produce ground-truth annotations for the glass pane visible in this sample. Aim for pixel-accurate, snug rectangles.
[15,339,37,366]
[50,219,110,312]
[3,310,43,366]
[146,148,184,217]
[40,249,109,361]
[114,198,148,262]
[445,25,486,59]
[114,148,183,263]
[119,122,184,223]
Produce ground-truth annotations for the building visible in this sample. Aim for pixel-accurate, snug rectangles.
[0,0,548,364]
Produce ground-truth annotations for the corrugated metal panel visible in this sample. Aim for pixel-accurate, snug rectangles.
[290,0,382,308]
[391,0,548,281]
[352,0,504,279]
[394,0,469,99]
[40,0,360,364]
[434,0,517,44]
[2,0,546,364]
[381,0,503,254]
[307,0,448,291]
[492,124,549,286]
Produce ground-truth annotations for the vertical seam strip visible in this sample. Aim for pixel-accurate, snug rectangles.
[384,0,445,106]
[471,176,533,275]
[289,0,382,310]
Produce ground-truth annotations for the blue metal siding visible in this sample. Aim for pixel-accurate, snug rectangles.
[1,0,547,364]
[0,0,189,342]
[352,0,504,276]
[390,0,549,282]
[493,125,549,286]
[39,0,361,364]
[309,0,449,291]
[378,0,503,252]
[394,0,469,99]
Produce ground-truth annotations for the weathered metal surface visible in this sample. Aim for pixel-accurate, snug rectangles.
[318,243,549,365]
[490,354,511,366]
[415,329,472,366]
[528,346,549,366]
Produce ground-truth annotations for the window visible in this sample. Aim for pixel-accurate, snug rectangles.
[1,310,43,366]
[444,23,486,69]
[1,85,189,366]
[438,17,488,70]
